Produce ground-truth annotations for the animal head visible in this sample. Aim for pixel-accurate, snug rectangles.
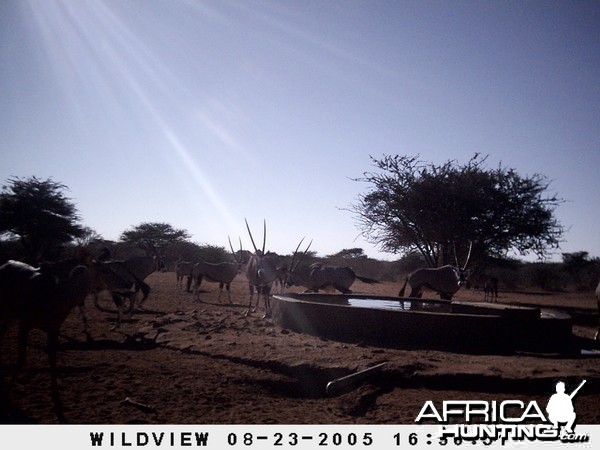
[453,240,473,285]
[245,219,277,286]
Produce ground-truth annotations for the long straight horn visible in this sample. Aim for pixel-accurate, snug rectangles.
[229,236,243,264]
[289,237,306,271]
[262,220,267,254]
[452,242,459,267]
[245,218,259,253]
[228,236,236,258]
[294,239,313,271]
[462,240,473,271]
[291,239,313,272]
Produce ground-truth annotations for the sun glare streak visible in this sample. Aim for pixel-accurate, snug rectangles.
[21,0,240,231]
[162,128,239,232]
[195,99,255,165]
[224,0,388,77]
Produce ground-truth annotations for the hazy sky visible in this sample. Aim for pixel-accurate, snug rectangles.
[1,0,599,261]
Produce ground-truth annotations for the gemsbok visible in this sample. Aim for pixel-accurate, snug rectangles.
[271,237,312,294]
[0,260,92,423]
[399,242,472,301]
[175,259,194,290]
[245,219,280,317]
[88,251,160,330]
[189,237,244,302]
[244,220,306,318]
[89,260,149,329]
[286,261,379,294]
[483,276,499,302]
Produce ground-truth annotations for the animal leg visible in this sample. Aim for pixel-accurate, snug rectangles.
[77,300,93,341]
[594,297,600,341]
[408,286,422,298]
[193,276,203,300]
[262,290,271,318]
[127,294,136,319]
[217,282,224,303]
[246,285,255,315]
[93,291,101,310]
[335,284,352,294]
[111,293,125,330]
[260,285,273,318]
[398,278,409,297]
[226,283,232,304]
[47,330,66,423]
[136,281,151,309]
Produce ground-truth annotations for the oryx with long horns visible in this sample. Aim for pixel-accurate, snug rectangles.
[399,241,472,300]
[189,237,244,303]
[285,242,380,294]
[244,219,279,317]
[244,219,306,318]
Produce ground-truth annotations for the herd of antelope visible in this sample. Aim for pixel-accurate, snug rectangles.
[175,220,382,317]
[1,218,599,422]
[0,246,162,422]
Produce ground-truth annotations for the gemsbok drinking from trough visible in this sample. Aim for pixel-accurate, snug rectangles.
[189,237,244,302]
[399,242,472,301]
[285,246,379,294]
[0,260,92,423]
[307,263,379,293]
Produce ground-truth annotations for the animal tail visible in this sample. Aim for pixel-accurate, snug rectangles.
[398,277,408,297]
[355,275,379,285]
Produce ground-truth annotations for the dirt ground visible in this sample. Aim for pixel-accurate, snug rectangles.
[1,271,599,424]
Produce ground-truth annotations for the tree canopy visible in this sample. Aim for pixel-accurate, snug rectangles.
[120,222,190,254]
[0,176,85,261]
[327,248,368,259]
[352,154,564,266]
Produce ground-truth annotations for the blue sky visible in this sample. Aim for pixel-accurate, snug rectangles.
[1,0,599,261]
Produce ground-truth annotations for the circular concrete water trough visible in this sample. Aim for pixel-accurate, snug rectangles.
[271,293,575,354]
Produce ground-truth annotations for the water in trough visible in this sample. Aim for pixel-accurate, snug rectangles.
[271,293,576,354]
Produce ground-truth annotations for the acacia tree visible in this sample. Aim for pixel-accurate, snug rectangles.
[120,222,190,255]
[0,176,85,261]
[328,248,368,259]
[352,154,564,267]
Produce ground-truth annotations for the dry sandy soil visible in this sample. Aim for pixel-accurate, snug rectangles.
[1,271,599,424]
